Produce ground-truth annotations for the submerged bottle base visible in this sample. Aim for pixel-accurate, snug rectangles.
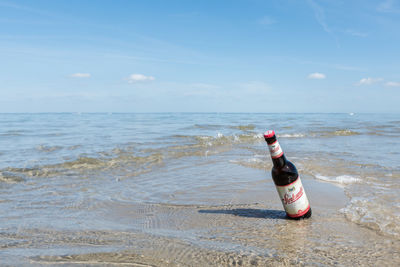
[286,208,312,220]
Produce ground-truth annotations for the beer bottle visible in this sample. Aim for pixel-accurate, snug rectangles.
[264,130,312,219]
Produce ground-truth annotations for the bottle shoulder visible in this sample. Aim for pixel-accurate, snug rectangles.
[272,160,297,173]
[271,160,298,186]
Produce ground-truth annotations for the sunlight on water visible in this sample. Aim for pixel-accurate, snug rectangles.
[0,113,399,265]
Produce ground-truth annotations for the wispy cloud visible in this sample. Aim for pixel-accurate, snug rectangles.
[333,64,366,71]
[0,1,60,19]
[70,73,91,78]
[308,72,326,79]
[238,81,271,95]
[181,83,221,96]
[345,29,368,38]
[259,16,276,26]
[127,74,155,83]
[169,12,200,19]
[296,58,366,72]
[307,0,330,33]
[190,83,221,90]
[385,81,400,87]
[356,77,383,85]
[378,0,400,13]
[183,83,220,97]
[307,0,339,47]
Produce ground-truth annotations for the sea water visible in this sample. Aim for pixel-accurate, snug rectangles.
[0,113,399,265]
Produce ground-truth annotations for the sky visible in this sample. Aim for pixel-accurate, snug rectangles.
[0,0,399,113]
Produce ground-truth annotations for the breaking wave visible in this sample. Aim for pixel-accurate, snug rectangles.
[231,124,256,131]
[309,129,360,137]
[36,145,63,153]
[1,132,266,182]
[2,152,164,180]
[263,129,360,139]
[314,174,361,185]
[229,155,268,170]
[277,133,305,138]
[0,171,25,183]
[341,197,400,239]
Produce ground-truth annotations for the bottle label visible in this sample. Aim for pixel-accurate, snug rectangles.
[268,141,283,159]
[275,177,310,217]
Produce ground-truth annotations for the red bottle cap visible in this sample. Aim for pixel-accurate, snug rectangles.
[264,130,275,138]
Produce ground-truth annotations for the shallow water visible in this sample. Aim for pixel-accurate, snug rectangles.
[0,113,399,265]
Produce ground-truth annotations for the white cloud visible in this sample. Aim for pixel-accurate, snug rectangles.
[385,81,400,87]
[71,73,91,78]
[308,72,326,79]
[127,74,155,83]
[356,77,383,86]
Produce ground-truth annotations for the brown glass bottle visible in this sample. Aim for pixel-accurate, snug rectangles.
[264,130,312,219]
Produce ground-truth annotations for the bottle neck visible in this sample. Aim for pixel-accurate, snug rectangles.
[272,153,287,168]
[265,136,287,168]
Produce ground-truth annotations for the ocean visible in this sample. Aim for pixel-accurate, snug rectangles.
[1,113,399,265]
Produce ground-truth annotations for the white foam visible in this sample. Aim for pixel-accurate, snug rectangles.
[340,197,400,237]
[229,155,266,169]
[230,156,264,164]
[277,133,305,138]
[254,133,264,139]
[315,174,361,185]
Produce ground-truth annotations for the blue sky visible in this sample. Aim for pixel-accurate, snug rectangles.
[1,0,399,112]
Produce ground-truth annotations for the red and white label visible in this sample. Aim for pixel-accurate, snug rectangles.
[276,177,310,217]
[268,141,283,159]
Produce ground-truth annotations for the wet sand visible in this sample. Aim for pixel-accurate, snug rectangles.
[7,177,396,266]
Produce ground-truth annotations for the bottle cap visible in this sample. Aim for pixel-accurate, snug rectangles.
[264,130,275,139]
